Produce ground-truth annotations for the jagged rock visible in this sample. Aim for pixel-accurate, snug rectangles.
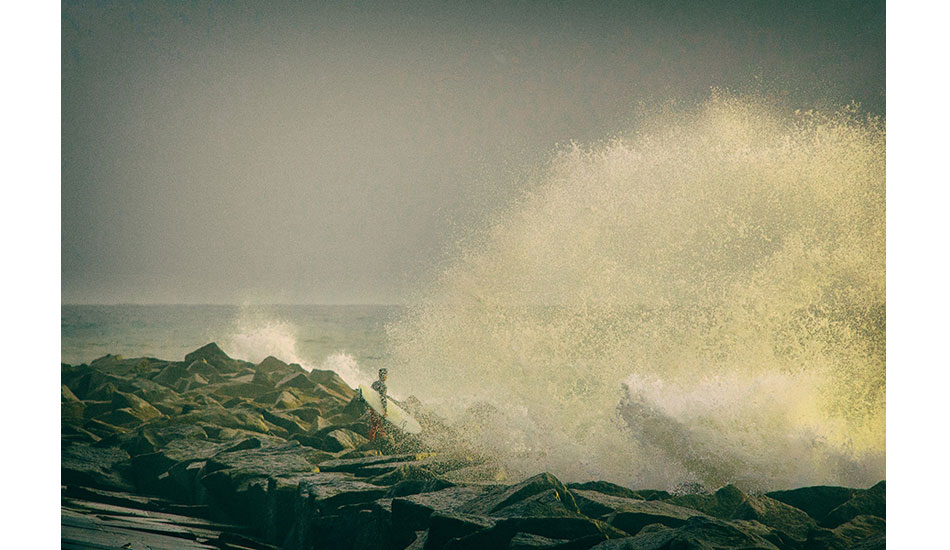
[766,485,857,522]
[261,409,309,435]
[287,406,327,426]
[318,428,369,452]
[458,473,580,518]
[426,512,497,550]
[111,391,163,422]
[184,342,243,372]
[272,389,303,410]
[307,368,356,400]
[62,443,134,492]
[82,418,130,437]
[318,453,426,474]
[185,358,226,380]
[590,515,785,549]
[367,464,446,487]
[152,362,190,388]
[444,517,619,550]
[821,481,885,528]
[597,496,708,536]
[805,514,886,549]
[62,423,101,444]
[391,486,492,539]
[277,372,316,392]
[62,384,86,424]
[568,481,669,502]
[666,484,817,540]
[175,372,210,393]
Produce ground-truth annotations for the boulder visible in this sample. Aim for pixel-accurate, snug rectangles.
[765,485,857,522]
[111,391,163,422]
[821,481,885,528]
[568,481,667,502]
[319,428,369,452]
[184,342,243,372]
[152,362,190,388]
[589,516,784,550]
[307,368,356,400]
[666,484,817,540]
[391,486,492,537]
[276,372,316,392]
[62,443,134,492]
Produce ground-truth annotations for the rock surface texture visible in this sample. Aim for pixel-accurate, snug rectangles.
[62,344,885,549]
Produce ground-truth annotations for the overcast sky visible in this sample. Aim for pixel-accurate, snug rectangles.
[61,0,884,304]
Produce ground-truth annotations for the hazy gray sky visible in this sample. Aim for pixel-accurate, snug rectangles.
[62,0,884,304]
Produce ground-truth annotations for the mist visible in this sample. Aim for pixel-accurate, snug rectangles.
[61,0,884,304]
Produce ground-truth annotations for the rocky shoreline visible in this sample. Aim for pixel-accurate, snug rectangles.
[62,343,884,549]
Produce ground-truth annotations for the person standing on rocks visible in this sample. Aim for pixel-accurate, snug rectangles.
[369,368,388,441]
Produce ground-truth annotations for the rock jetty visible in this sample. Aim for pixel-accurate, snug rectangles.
[62,343,885,549]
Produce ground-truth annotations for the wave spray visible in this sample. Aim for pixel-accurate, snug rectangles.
[387,94,885,491]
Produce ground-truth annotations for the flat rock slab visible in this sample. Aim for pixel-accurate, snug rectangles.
[63,507,221,550]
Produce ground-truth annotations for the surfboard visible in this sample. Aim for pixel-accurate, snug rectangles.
[358,384,423,434]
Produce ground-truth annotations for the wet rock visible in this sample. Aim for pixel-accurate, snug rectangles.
[261,408,309,435]
[111,390,163,422]
[184,342,247,373]
[821,480,885,528]
[307,368,356,400]
[567,481,667,502]
[765,485,857,523]
[318,428,369,452]
[425,511,497,550]
[666,483,817,540]
[602,498,706,536]
[391,486,492,539]
[277,372,316,392]
[805,514,886,549]
[458,473,578,517]
[62,443,134,492]
[590,515,785,549]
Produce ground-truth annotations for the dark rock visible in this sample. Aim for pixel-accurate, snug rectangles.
[766,485,857,522]
[319,428,369,452]
[391,486,492,537]
[152,362,191,388]
[306,368,356,400]
[568,481,667,502]
[590,516,785,550]
[82,418,129,437]
[603,499,706,536]
[62,443,134,492]
[184,342,240,371]
[458,473,578,517]
[276,372,316,392]
[261,409,309,435]
[111,390,163,422]
[821,481,885,528]
[666,483,817,540]
[425,511,496,550]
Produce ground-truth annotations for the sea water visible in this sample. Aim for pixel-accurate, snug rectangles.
[62,94,885,492]
[61,304,400,390]
[387,94,885,491]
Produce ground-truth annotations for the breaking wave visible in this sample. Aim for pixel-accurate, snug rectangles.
[387,93,885,491]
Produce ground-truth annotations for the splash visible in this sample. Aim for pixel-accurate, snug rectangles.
[223,310,311,369]
[320,351,377,391]
[387,94,885,490]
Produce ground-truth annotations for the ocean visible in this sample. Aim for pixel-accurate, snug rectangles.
[61,304,401,390]
[61,97,886,491]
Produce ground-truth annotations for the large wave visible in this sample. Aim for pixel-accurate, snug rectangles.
[386,94,885,491]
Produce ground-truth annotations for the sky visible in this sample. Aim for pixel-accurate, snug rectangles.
[61,0,885,304]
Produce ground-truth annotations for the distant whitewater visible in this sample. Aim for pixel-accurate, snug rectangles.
[387,93,885,491]
[61,304,399,391]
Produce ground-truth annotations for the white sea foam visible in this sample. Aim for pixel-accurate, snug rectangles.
[388,93,885,490]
